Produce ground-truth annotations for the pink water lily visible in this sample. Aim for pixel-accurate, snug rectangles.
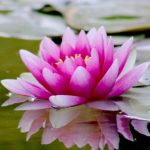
[1,27,150,150]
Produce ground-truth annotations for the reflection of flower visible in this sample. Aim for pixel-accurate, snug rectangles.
[1,27,150,150]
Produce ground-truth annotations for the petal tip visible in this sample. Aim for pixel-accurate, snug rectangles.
[1,79,7,87]
[19,49,28,56]
[1,79,12,89]
[65,27,74,34]
[126,37,134,45]
[1,102,7,107]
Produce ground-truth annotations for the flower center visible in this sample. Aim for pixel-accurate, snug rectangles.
[71,54,81,60]
[55,54,90,65]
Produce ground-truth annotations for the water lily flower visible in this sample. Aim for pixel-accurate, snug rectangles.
[1,27,150,150]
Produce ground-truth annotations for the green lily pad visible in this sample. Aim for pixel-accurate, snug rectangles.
[64,0,150,33]
[0,10,67,40]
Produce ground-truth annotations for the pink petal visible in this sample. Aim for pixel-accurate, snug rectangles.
[94,60,118,98]
[87,27,105,66]
[19,50,55,89]
[43,68,67,94]
[131,120,150,136]
[60,41,75,58]
[20,73,51,94]
[87,100,119,111]
[56,57,77,79]
[49,95,86,107]
[109,62,149,97]
[70,66,95,97]
[88,26,107,63]
[101,37,114,76]
[99,134,106,150]
[60,27,77,59]
[42,127,63,144]
[75,30,90,57]
[117,115,133,141]
[87,28,97,49]
[118,50,136,79]
[61,27,77,48]
[74,56,85,67]
[107,142,115,150]
[20,73,44,89]
[58,123,100,149]
[114,38,133,74]
[15,100,51,110]
[18,78,51,99]
[40,37,60,63]
[98,112,119,149]
[97,26,107,61]
[1,79,31,96]
[50,106,82,128]
[88,134,100,150]
[26,115,46,141]
[18,110,45,132]
[98,26,107,50]
[86,49,100,78]
[1,94,27,106]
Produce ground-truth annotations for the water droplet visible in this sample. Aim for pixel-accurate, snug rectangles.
[7,92,12,97]
[28,97,36,102]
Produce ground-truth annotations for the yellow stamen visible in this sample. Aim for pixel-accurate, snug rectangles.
[75,54,81,59]
[55,54,89,65]
[71,56,75,60]
[55,58,63,65]
[84,55,89,64]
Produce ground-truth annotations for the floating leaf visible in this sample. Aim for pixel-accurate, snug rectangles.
[134,39,150,63]
[0,0,54,12]
[136,69,150,87]
[115,87,150,120]
[112,35,144,46]
[35,4,63,16]
[0,10,67,39]
[64,0,150,33]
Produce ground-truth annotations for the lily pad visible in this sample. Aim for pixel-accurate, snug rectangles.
[138,69,150,87]
[116,86,150,120]
[35,4,63,16]
[0,0,17,12]
[0,10,67,40]
[0,0,54,12]
[112,35,144,46]
[134,39,150,63]
[47,0,103,12]
[64,0,150,33]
